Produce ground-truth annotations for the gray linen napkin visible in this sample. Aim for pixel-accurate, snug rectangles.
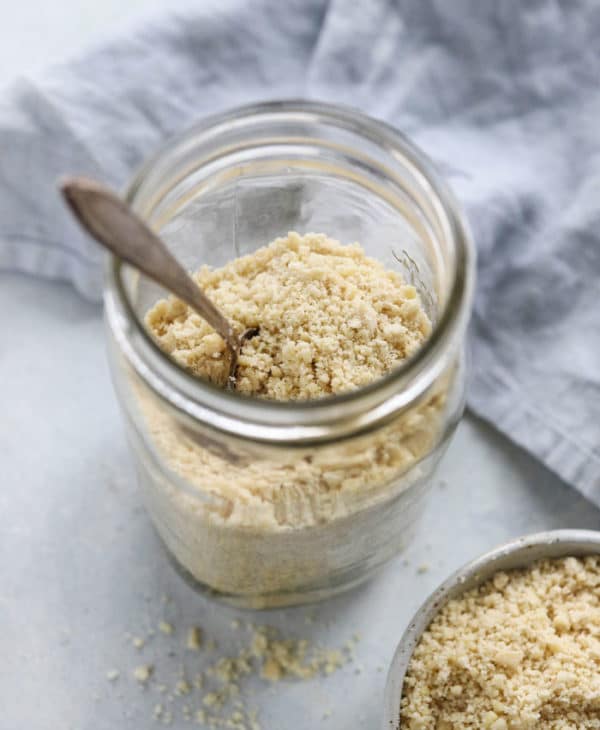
[1,0,599,502]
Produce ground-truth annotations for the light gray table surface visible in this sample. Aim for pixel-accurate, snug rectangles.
[2,6,600,730]
[3,271,600,730]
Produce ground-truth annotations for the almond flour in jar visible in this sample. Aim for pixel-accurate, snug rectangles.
[126,232,451,606]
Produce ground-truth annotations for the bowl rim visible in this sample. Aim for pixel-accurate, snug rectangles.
[382,528,600,730]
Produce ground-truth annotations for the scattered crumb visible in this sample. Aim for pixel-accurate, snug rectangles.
[261,657,283,682]
[250,626,348,683]
[159,621,174,635]
[417,562,430,574]
[202,691,220,708]
[132,636,145,649]
[106,669,120,682]
[133,664,154,683]
[120,616,356,729]
[175,679,192,696]
[231,619,241,630]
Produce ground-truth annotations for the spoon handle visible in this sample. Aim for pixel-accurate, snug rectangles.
[60,177,238,352]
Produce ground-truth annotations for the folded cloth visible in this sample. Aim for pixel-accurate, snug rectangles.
[1,0,599,503]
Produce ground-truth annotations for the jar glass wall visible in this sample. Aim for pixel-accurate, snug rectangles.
[104,101,474,608]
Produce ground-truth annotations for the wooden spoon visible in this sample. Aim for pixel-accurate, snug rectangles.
[60,177,258,390]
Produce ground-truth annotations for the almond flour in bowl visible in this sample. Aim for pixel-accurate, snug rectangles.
[384,531,600,730]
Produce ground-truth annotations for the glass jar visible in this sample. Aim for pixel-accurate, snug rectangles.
[104,101,474,609]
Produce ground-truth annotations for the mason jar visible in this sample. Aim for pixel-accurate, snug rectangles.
[104,101,475,609]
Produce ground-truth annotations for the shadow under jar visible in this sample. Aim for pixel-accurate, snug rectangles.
[104,101,475,609]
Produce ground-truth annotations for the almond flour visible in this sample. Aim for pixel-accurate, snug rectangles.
[135,232,451,602]
[401,556,600,729]
[133,664,154,684]
[146,232,431,398]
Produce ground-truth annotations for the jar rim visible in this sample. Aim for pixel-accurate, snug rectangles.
[104,100,475,446]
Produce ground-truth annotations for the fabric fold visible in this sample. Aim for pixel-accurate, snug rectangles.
[0,0,599,502]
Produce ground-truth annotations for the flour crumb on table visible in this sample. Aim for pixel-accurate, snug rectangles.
[187,626,203,651]
[159,621,174,636]
[107,617,360,729]
[133,664,154,683]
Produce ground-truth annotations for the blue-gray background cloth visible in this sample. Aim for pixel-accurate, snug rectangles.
[1,0,598,503]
